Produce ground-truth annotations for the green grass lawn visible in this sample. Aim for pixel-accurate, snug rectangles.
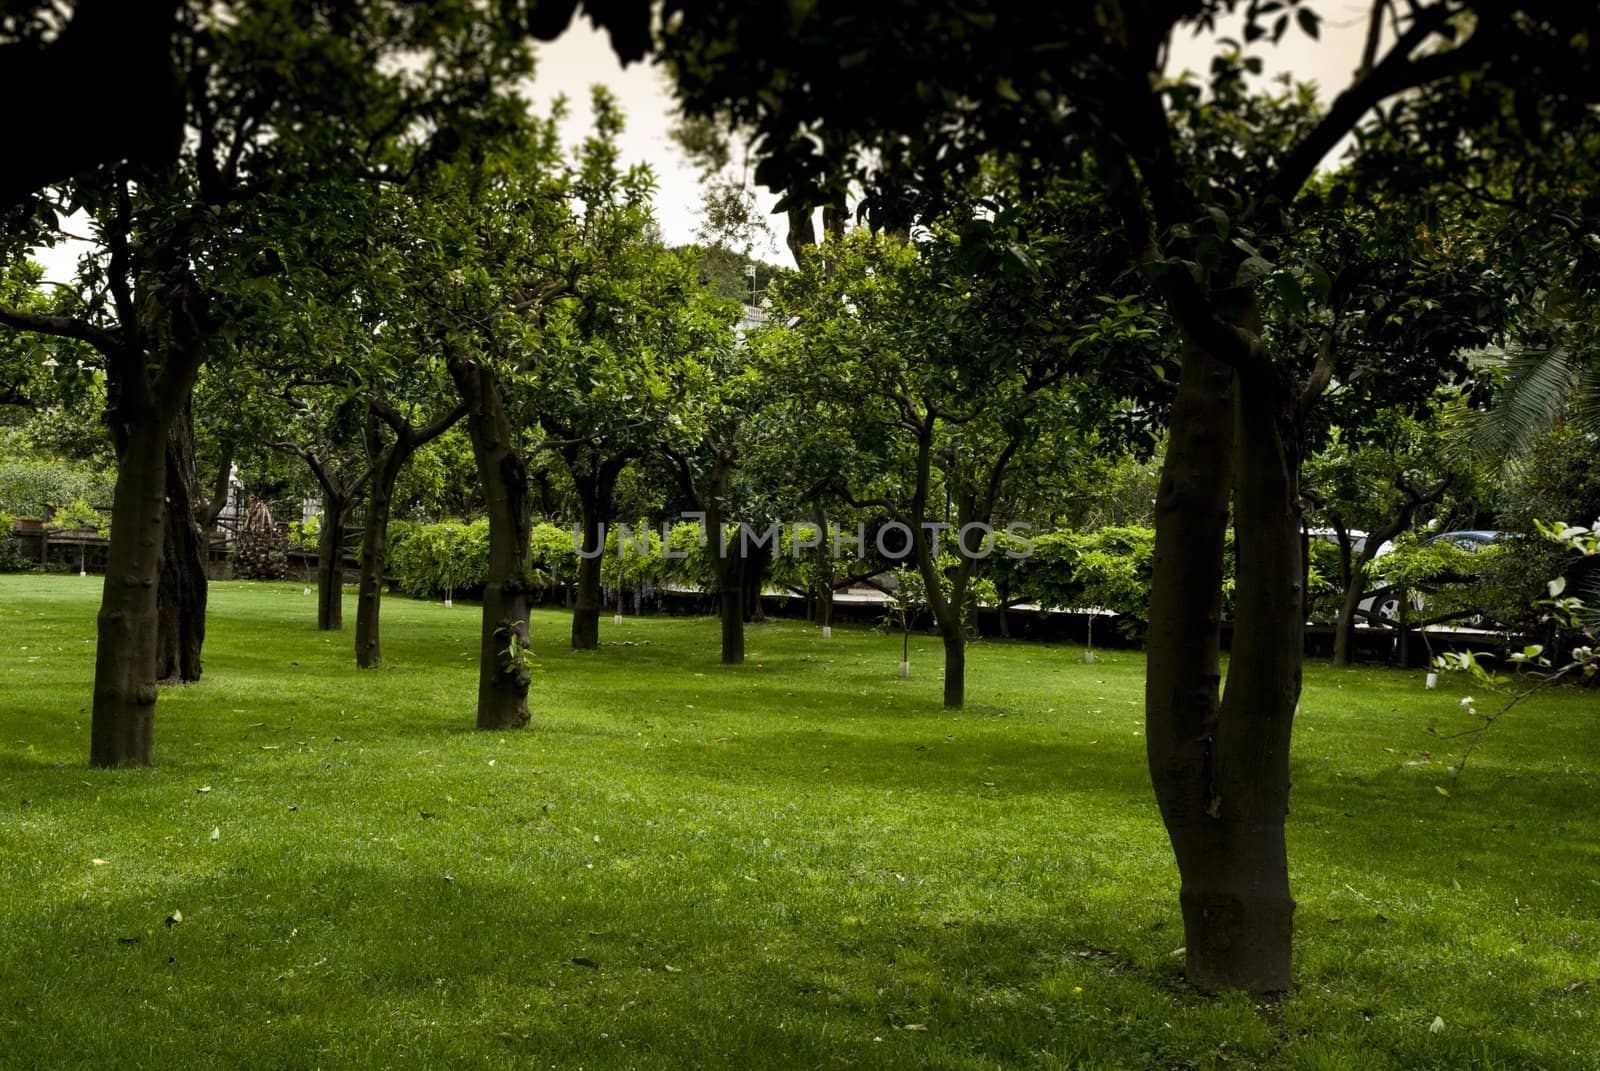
[0,575,1596,1069]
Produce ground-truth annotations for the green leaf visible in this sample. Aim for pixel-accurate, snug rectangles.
[1272,272,1307,318]
[1235,256,1275,287]
[1297,8,1321,39]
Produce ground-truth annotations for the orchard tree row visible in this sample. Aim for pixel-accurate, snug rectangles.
[3,0,1598,996]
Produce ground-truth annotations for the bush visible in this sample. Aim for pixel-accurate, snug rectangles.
[530,522,580,585]
[0,511,30,573]
[1008,525,1156,638]
[44,497,110,536]
[0,456,115,519]
[387,519,490,598]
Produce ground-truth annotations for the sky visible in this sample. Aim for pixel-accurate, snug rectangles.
[34,2,1382,280]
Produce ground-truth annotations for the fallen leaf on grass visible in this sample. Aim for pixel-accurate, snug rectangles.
[901,1023,928,1033]
[1429,1016,1446,1034]
[91,858,108,867]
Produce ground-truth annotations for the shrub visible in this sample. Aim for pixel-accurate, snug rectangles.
[386,519,490,598]
[0,511,30,573]
[0,457,115,519]
[43,497,110,536]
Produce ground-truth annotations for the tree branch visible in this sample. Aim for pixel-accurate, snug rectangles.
[1267,4,1489,207]
[0,302,120,357]
[1297,328,1338,418]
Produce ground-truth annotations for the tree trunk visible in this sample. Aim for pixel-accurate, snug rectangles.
[812,502,834,636]
[1332,577,1365,667]
[704,464,745,665]
[1199,360,1301,994]
[355,451,403,668]
[1145,336,1239,988]
[356,401,466,669]
[939,623,965,709]
[711,519,744,665]
[92,415,169,767]
[315,494,349,631]
[742,534,773,623]
[156,401,206,684]
[572,501,603,651]
[450,351,532,729]
[718,578,745,664]
[1146,301,1297,995]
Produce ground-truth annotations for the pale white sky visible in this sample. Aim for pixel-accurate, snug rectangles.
[34,4,1378,279]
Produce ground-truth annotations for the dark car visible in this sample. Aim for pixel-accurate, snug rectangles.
[1421,530,1504,552]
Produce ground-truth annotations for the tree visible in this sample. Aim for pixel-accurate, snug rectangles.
[1304,407,1457,665]
[401,90,690,725]
[759,192,1157,706]
[263,390,372,631]
[0,0,538,765]
[629,0,1600,991]
[356,387,466,668]
[661,325,760,665]
[532,241,726,651]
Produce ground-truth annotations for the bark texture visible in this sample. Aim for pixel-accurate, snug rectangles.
[93,419,168,767]
[156,401,206,684]
[1145,295,1300,994]
[450,349,532,729]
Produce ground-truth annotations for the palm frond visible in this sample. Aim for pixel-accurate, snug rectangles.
[1461,344,1581,461]
[1574,361,1600,438]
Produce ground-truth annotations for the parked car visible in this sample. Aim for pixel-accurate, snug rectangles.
[1306,528,1398,624]
[1421,529,1504,552]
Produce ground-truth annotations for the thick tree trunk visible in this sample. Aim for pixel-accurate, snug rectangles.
[156,402,206,684]
[450,352,532,729]
[1147,301,1299,995]
[572,502,603,650]
[315,495,349,631]
[1145,337,1242,988]
[1197,361,1301,994]
[92,416,169,767]
[355,452,403,668]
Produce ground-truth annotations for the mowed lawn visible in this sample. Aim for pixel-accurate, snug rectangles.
[0,575,1596,1070]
